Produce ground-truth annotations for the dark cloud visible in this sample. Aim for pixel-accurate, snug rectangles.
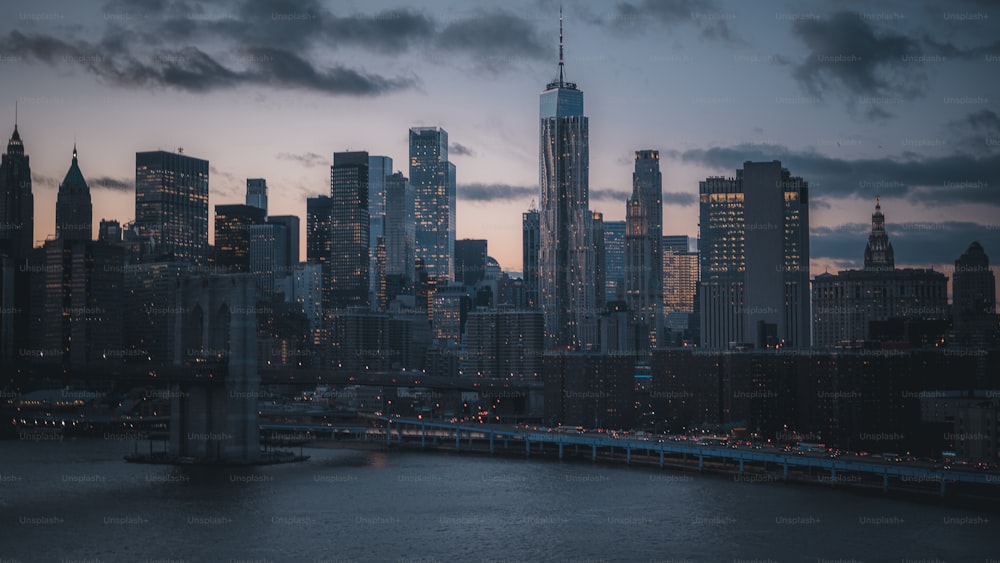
[922,36,1000,61]
[0,31,413,95]
[812,221,1000,267]
[947,109,1000,155]
[790,11,923,119]
[459,183,537,202]
[276,152,326,167]
[436,11,548,71]
[610,0,742,45]
[449,142,474,157]
[668,143,1000,207]
[664,191,697,206]
[32,174,58,189]
[90,176,133,191]
[590,188,630,202]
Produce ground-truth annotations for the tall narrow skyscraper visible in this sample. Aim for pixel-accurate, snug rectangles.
[329,151,369,309]
[306,195,334,318]
[603,220,626,303]
[368,155,393,300]
[625,150,663,348]
[699,161,810,349]
[0,123,33,259]
[135,150,209,264]
[0,122,33,361]
[383,172,415,301]
[409,127,455,282]
[539,11,592,348]
[522,205,540,309]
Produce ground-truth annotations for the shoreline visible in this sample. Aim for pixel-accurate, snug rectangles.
[306,438,1000,512]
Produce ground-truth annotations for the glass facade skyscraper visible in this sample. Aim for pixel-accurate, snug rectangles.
[603,221,626,303]
[329,151,370,309]
[135,150,209,264]
[522,206,540,309]
[539,13,593,348]
[409,127,455,283]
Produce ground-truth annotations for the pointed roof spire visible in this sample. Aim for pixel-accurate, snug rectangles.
[875,194,880,210]
[558,5,565,84]
[73,141,78,161]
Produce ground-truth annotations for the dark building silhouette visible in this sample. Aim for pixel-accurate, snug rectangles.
[214,204,265,272]
[39,148,123,366]
[521,205,540,309]
[543,351,637,429]
[455,239,487,287]
[0,123,34,362]
[460,306,544,379]
[951,241,997,349]
[55,145,92,242]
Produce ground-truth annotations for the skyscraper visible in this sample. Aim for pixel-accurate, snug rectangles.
[266,215,300,276]
[54,145,93,241]
[624,150,663,348]
[539,12,592,348]
[603,220,626,303]
[522,205,540,309]
[952,242,996,348]
[329,151,369,309]
[699,161,810,349]
[246,178,267,212]
[383,171,415,302]
[409,127,455,282]
[249,222,289,298]
[0,122,33,362]
[42,149,123,366]
[214,204,265,272]
[0,122,33,260]
[455,239,487,287]
[135,150,209,264]
[368,155,393,299]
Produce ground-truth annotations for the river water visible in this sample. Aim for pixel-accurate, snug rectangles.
[0,439,996,562]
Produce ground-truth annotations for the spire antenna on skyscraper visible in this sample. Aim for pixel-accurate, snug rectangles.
[558,5,565,84]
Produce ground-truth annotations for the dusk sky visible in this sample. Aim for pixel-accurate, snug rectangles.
[2,0,998,296]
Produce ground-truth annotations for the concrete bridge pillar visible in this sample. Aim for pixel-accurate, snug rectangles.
[489,432,494,454]
[783,463,789,480]
[558,443,564,460]
[626,446,631,465]
[592,445,597,461]
[739,459,744,474]
[698,454,704,471]
[659,449,664,468]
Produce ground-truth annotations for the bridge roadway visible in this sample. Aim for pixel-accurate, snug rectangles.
[366,416,1000,496]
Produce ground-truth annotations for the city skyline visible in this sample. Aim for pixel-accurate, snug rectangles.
[0,0,998,300]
